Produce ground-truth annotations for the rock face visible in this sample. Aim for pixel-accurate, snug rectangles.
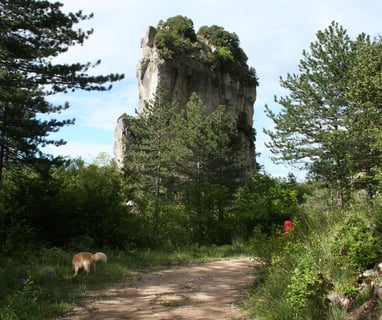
[114,21,258,176]
[136,26,257,119]
[113,116,131,170]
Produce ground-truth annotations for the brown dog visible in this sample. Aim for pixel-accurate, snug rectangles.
[72,252,107,277]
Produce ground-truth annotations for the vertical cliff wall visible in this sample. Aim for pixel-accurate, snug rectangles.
[114,18,258,175]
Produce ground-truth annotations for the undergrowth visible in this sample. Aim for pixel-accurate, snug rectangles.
[244,191,382,319]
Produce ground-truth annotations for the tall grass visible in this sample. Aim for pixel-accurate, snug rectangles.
[245,190,382,319]
[0,244,252,319]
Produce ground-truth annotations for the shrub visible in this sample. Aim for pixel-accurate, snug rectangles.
[286,250,331,317]
[155,16,196,59]
[0,278,43,320]
[330,215,380,271]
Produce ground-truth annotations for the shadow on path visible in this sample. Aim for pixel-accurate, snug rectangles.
[58,257,258,320]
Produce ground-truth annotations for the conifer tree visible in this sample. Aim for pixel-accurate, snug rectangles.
[265,21,353,196]
[123,92,180,235]
[0,0,124,180]
[346,35,382,195]
[177,94,247,243]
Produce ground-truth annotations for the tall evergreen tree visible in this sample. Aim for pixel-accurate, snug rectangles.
[264,21,354,198]
[123,92,181,235]
[123,92,249,244]
[177,94,247,243]
[0,0,124,180]
[346,35,382,195]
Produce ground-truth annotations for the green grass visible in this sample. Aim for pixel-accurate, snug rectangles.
[244,192,382,320]
[0,244,252,319]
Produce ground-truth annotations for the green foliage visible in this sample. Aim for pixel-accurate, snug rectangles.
[154,16,196,59]
[286,248,331,316]
[0,159,131,251]
[250,225,285,263]
[197,24,258,86]
[0,248,77,319]
[1,278,43,320]
[330,215,380,271]
[123,92,251,246]
[264,21,382,201]
[231,173,302,238]
[177,96,251,244]
[345,35,382,192]
[197,24,247,64]
[265,22,352,183]
[123,91,183,242]
[52,163,129,248]
[247,183,382,319]
[154,16,258,86]
[0,1,124,180]
[159,16,197,42]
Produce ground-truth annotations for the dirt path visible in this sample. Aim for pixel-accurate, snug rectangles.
[59,257,257,320]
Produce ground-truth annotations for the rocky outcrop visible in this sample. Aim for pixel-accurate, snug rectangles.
[136,26,257,120]
[114,19,258,176]
[113,116,131,170]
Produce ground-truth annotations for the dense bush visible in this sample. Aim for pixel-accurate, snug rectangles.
[330,215,381,271]
[0,159,132,252]
[246,190,382,319]
[154,15,196,59]
[231,173,303,239]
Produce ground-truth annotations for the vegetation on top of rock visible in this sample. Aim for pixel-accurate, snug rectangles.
[154,15,197,59]
[154,16,259,87]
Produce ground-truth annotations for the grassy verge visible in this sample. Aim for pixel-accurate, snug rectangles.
[0,244,252,319]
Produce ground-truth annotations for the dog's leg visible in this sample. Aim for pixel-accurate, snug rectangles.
[73,266,79,278]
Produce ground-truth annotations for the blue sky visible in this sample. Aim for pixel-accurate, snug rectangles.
[44,0,382,180]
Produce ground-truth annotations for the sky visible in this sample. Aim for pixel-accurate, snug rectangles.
[44,0,382,180]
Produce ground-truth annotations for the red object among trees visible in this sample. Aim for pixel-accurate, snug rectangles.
[283,219,293,232]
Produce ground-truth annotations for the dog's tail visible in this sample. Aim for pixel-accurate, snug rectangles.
[93,252,107,263]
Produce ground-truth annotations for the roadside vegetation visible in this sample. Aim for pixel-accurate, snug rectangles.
[1,3,382,320]
[243,21,382,319]
[245,188,382,319]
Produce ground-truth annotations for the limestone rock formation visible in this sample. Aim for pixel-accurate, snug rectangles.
[113,116,130,170]
[136,26,257,119]
[114,18,258,176]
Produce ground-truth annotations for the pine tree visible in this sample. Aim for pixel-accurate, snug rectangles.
[346,35,382,195]
[124,92,249,244]
[265,21,354,197]
[124,91,181,235]
[0,0,124,180]
[177,94,247,243]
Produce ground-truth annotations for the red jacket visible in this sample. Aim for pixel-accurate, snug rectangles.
[284,220,293,232]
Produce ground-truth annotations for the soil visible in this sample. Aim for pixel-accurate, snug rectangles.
[58,257,257,320]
